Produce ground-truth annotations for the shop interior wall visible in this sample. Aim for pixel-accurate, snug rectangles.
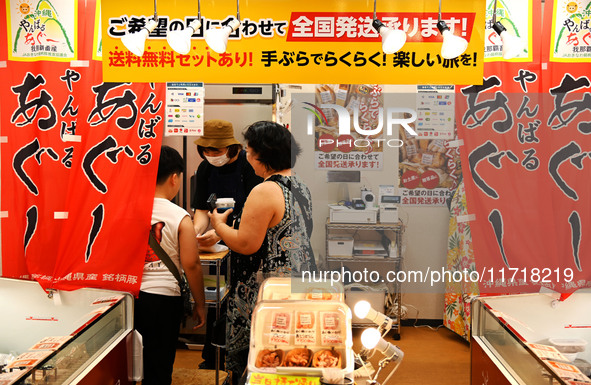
[288,84,449,321]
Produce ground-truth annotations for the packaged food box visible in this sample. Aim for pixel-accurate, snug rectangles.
[549,338,588,361]
[248,300,353,377]
[257,277,344,302]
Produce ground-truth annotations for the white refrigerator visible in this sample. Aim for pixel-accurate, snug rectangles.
[162,83,276,212]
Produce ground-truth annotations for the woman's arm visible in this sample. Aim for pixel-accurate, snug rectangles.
[193,209,210,236]
[209,182,284,255]
[178,216,206,329]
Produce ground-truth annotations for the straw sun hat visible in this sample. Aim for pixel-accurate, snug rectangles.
[194,119,240,148]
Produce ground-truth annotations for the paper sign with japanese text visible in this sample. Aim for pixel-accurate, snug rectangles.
[29,336,72,351]
[248,373,320,385]
[312,84,384,171]
[92,0,101,60]
[165,82,205,136]
[549,0,591,62]
[484,0,534,62]
[5,0,77,61]
[101,0,485,85]
[269,311,291,345]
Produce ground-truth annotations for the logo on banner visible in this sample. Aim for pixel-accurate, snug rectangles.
[10,0,75,59]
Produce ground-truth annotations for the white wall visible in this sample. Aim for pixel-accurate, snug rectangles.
[286,84,450,320]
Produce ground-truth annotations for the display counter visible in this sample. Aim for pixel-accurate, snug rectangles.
[0,278,136,385]
[471,292,591,385]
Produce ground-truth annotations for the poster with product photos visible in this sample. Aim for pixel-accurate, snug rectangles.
[398,115,462,206]
[313,84,384,171]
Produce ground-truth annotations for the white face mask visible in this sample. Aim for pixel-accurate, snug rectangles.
[205,153,230,167]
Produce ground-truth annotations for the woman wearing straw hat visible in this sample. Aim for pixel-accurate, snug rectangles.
[192,119,262,247]
[191,119,263,370]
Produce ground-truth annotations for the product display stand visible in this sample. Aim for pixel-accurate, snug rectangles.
[200,249,231,385]
[325,219,404,339]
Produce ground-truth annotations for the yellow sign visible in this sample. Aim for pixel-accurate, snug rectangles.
[102,0,485,84]
[248,372,321,385]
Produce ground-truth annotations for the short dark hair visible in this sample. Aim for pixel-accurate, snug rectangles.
[197,143,242,160]
[157,145,184,184]
[243,121,301,171]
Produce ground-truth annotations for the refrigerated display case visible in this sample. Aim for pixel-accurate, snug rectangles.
[471,292,591,385]
[0,278,136,385]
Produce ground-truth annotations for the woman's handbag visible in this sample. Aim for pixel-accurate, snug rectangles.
[148,232,193,317]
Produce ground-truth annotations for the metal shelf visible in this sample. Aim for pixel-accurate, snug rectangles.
[200,249,230,385]
[205,289,230,306]
[326,219,404,231]
[327,256,394,262]
[325,218,404,339]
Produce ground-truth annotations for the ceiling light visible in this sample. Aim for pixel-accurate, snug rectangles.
[121,0,159,57]
[167,19,202,55]
[491,0,524,59]
[121,19,158,57]
[167,0,202,55]
[437,0,468,59]
[205,19,240,53]
[371,0,406,54]
[493,22,524,59]
[205,0,241,54]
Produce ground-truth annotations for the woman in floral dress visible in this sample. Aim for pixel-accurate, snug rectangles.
[210,121,317,383]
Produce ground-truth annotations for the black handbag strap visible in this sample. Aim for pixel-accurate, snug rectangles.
[148,232,183,285]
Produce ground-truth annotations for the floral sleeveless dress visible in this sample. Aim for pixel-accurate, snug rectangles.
[225,174,317,379]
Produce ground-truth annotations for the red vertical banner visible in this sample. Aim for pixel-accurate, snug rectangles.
[541,0,591,290]
[1,0,164,295]
[454,0,588,294]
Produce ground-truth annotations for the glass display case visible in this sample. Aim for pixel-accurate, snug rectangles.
[471,292,591,385]
[0,278,136,385]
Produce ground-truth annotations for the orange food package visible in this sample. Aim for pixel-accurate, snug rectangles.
[312,349,341,368]
[283,348,313,367]
[255,349,284,368]
[305,288,333,300]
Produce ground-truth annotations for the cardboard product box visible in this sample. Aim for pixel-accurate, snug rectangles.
[203,275,226,301]
[328,236,354,257]
[345,285,387,324]
[329,205,378,224]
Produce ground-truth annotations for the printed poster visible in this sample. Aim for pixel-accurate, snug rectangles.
[92,0,101,60]
[484,0,531,61]
[6,0,77,60]
[398,115,460,206]
[165,82,205,136]
[313,84,384,171]
[101,0,486,84]
[550,0,591,61]
[416,85,455,139]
